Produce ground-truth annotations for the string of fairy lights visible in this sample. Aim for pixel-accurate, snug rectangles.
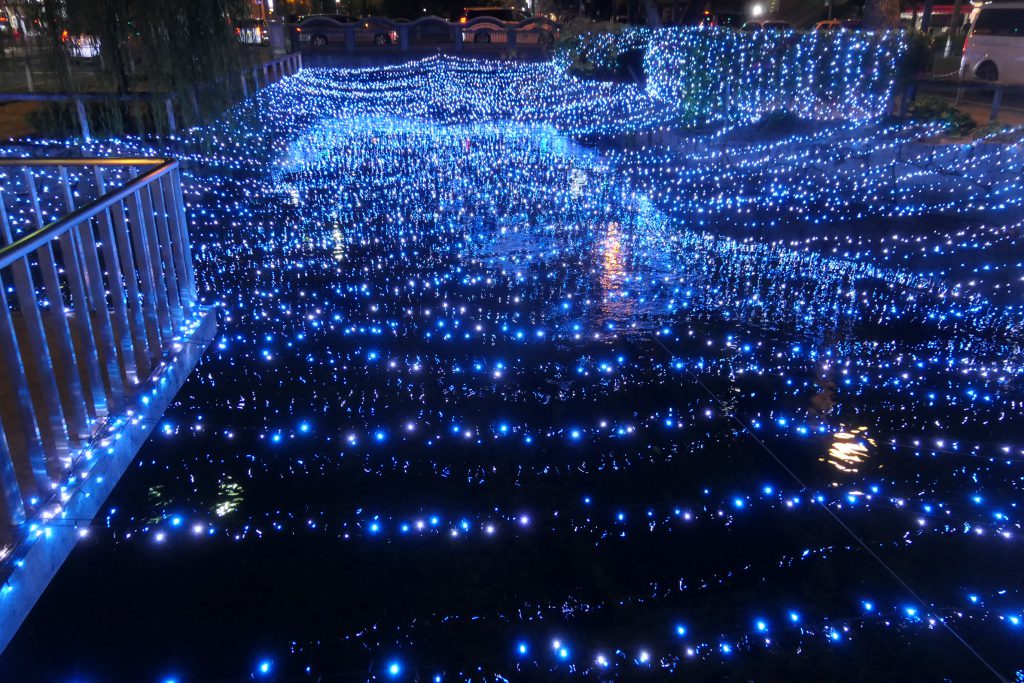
[2,27,1023,682]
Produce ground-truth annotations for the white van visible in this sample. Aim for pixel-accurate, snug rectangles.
[960,2,1024,83]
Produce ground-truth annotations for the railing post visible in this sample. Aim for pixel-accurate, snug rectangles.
[455,26,463,53]
[55,167,108,418]
[71,202,127,406]
[0,421,26,537]
[990,86,1003,122]
[23,168,90,442]
[241,71,249,98]
[159,175,193,318]
[124,190,166,357]
[346,26,356,52]
[135,187,174,340]
[92,167,141,385]
[105,178,155,375]
[147,183,183,329]
[0,274,50,499]
[0,187,70,474]
[168,165,197,302]
[400,25,410,52]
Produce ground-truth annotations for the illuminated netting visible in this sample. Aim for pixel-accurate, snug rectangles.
[561,26,903,123]
[0,57,1022,682]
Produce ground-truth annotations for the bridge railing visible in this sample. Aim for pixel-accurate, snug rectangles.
[0,158,196,545]
[288,15,559,55]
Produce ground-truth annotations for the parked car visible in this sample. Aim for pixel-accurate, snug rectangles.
[235,18,268,44]
[960,2,1024,83]
[459,7,527,43]
[459,7,526,22]
[741,19,794,31]
[814,19,841,30]
[293,15,399,48]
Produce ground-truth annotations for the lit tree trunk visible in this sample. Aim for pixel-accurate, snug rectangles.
[863,0,900,29]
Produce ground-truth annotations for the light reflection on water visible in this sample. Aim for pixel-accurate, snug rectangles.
[824,426,875,476]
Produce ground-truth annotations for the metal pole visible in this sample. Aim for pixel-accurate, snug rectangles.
[991,87,1003,122]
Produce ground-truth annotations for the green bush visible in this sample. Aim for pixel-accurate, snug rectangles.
[909,95,976,135]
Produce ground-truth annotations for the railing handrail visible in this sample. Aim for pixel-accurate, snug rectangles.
[0,158,170,167]
[287,14,560,30]
[0,158,175,270]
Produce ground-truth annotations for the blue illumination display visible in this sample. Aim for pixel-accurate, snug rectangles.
[5,26,1024,683]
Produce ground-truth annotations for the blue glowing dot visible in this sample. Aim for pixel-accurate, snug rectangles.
[675,624,687,636]
[517,642,528,655]
[257,659,272,675]
[387,661,401,676]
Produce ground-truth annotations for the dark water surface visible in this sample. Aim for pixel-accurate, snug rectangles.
[2,61,1024,682]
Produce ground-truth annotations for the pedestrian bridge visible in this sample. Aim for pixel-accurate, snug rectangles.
[0,157,214,651]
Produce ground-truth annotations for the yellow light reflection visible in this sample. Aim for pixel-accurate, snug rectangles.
[332,227,346,261]
[212,478,244,517]
[823,426,875,474]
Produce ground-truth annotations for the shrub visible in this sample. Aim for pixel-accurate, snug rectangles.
[909,96,976,135]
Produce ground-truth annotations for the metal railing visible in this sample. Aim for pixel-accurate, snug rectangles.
[0,158,196,542]
[0,54,303,139]
[901,77,1024,122]
[288,15,559,56]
